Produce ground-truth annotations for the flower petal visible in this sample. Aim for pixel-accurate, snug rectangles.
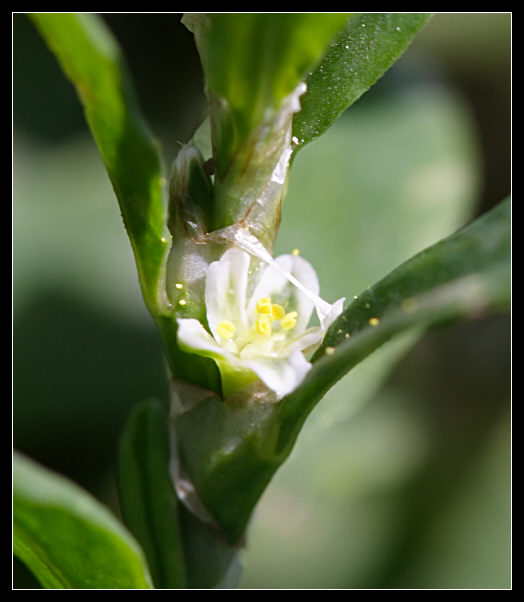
[281,326,325,355]
[205,248,250,340]
[319,296,345,330]
[280,297,345,356]
[247,253,319,333]
[177,318,238,365]
[243,348,312,399]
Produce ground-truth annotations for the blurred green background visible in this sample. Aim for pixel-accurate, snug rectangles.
[13,13,511,589]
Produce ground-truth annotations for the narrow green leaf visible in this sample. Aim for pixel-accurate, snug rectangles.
[278,198,510,446]
[29,13,169,316]
[278,81,480,431]
[184,13,350,244]
[119,400,240,588]
[118,400,186,589]
[13,452,153,589]
[184,13,349,174]
[293,13,433,149]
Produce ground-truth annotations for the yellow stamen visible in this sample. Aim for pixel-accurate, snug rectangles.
[368,317,380,326]
[175,282,184,289]
[270,303,285,320]
[216,320,236,340]
[292,248,300,256]
[256,315,272,336]
[256,297,273,314]
[178,299,187,306]
[281,311,297,331]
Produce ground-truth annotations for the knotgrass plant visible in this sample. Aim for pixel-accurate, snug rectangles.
[14,13,510,589]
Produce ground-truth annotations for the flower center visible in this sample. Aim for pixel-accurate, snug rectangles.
[254,296,297,336]
[216,296,298,347]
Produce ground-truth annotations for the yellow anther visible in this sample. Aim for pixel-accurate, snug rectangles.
[178,299,187,306]
[256,315,272,336]
[292,248,300,256]
[216,320,236,340]
[270,303,285,320]
[175,282,184,289]
[256,297,273,314]
[281,311,297,331]
[369,317,380,326]
[325,346,335,356]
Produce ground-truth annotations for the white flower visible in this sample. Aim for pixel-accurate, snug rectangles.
[176,248,344,400]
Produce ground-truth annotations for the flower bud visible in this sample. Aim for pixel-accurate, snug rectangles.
[166,144,221,321]
[167,143,213,240]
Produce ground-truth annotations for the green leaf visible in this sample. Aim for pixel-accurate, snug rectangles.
[118,400,186,589]
[13,452,153,589]
[184,13,349,174]
[175,198,509,544]
[277,81,481,431]
[183,13,350,242]
[293,12,433,149]
[29,13,169,317]
[119,399,240,589]
[279,198,510,442]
